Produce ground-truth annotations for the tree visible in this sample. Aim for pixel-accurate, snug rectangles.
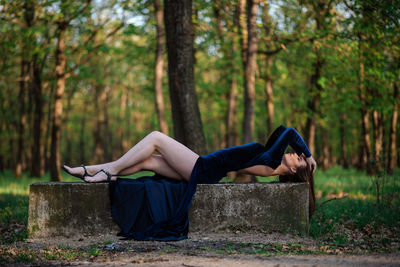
[303,0,335,156]
[242,0,259,143]
[50,18,68,181]
[153,0,169,135]
[164,0,206,155]
[15,0,35,177]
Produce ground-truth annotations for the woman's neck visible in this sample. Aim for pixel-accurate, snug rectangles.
[273,164,289,176]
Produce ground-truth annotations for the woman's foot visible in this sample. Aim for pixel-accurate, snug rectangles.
[62,165,94,179]
[84,168,118,182]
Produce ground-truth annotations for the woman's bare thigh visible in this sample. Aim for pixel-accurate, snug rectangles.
[141,154,186,180]
[153,132,200,181]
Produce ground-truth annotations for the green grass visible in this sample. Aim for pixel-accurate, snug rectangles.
[310,166,400,248]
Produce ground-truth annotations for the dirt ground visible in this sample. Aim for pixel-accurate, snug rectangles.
[2,231,397,266]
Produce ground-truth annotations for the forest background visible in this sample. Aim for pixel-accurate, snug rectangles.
[0,0,399,182]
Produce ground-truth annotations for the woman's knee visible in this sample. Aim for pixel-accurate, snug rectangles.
[148,131,168,148]
[148,131,164,141]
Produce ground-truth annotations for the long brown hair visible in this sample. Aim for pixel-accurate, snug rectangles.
[279,162,315,219]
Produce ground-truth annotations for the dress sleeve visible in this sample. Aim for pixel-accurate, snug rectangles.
[263,125,287,151]
[266,127,312,162]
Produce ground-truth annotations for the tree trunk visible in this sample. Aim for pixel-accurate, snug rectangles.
[164,0,206,155]
[372,110,384,171]
[15,59,29,178]
[321,128,330,170]
[358,58,373,172]
[30,55,44,177]
[79,99,88,164]
[15,0,35,177]
[117,87,127,157]
[226,75,238,148]
[237,0,248,68]
[261,0,274,134]
[103,88,113,162]
[264,56,274,133]
[388,65,399,174]
[50,23,68,181]
[63,91,73,165]
[44,83,55,171]
[154,0,169,135]
[214,0,238,148]
[242,0,259,144]
[93,86,106,163]
[340,113,349,168]
[305,46,322,156]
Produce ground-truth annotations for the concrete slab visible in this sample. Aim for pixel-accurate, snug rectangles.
[28,182,309,238]
[190,183,309,234]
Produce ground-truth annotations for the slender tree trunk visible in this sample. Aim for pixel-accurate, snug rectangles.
[226,76,238,147]
[226,38,239,148]
[50,23,68,181]
[237,0,248,68]
[305,45,322,156]
[242,0,259,144]
[264,56,274,133]
[261,0,274,134]
[164,0,206,155]
[26,68,34,172]
[358,55,373,172]
[372,110,384,171]
[118,87,127,157]
[63,91,73,164]
[44,83,55,171]
[30,56,44,177]
[93,86,106,163]
[79,99,87,164]
[388,65,399,174]
[340,113,348,168]
[234,0,259,183]
[15,60,28,177]
[214,0,238,148]
[321,128,330,170]
[397,124,400,167]
[154,0,169,135]
[15,0,35,176]
[103,88,112,162]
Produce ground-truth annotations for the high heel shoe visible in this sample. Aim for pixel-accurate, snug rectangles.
[61,165,91,182]
[87,169,118,183]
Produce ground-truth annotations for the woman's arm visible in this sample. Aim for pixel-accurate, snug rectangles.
[265,125,310,156]
[268,127,312,158]
[233,165,275,177]
[263,125,287,152]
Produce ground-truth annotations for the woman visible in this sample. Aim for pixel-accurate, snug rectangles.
[63,125,316,241]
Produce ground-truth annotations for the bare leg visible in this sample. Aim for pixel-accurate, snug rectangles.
[82,131,199,182]
[63,154,185,181]
[118,154,185,180]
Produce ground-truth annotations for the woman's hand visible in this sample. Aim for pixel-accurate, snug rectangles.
[306,156,317,173]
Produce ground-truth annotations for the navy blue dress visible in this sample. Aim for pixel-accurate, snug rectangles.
[109,126,311,241]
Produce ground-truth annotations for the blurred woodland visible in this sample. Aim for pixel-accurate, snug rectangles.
[0,0,399,181]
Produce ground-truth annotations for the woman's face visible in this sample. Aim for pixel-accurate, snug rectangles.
[282,153,307,173]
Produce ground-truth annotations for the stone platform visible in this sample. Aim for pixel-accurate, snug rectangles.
[28,182,309,238]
